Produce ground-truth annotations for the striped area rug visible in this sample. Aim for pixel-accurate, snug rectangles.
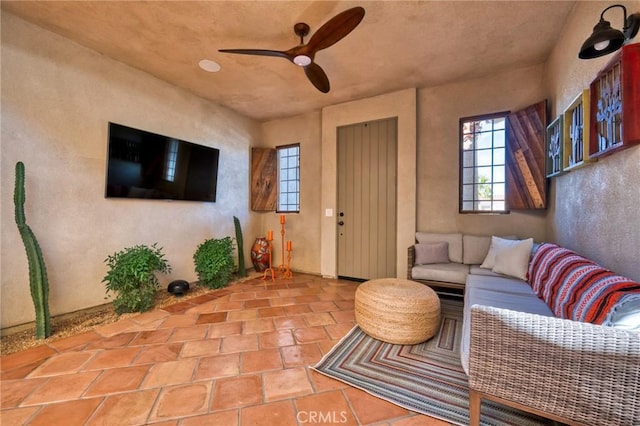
[312,298,552,426]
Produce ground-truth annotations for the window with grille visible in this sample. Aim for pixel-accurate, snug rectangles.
[459,113,508,213]
[277,143,300,213]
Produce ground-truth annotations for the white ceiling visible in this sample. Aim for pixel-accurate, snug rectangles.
[2,1,577,121]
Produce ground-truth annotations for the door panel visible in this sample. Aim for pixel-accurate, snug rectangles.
[337,118,397,280]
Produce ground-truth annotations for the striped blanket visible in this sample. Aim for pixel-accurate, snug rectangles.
[528,243,640,324]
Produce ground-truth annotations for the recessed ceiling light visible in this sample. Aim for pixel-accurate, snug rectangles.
[198,59,221,72]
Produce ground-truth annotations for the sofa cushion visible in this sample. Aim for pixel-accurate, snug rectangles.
[469,265,519,279]
[411,263,469,285]
[528,243,640,325]
[466,275,556,310]
[460,274,554,374]
[462,235,491,265]
[415,232,462,263]
[414,242,449,265]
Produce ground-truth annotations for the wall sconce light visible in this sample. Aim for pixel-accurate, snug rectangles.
[579,4,640,59]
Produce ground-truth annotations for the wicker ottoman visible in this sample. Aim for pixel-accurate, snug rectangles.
[355,278,441,344]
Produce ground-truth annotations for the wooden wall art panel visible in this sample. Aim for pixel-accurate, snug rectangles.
[251,147,277,211]
[506,100,547,210]
[562,89,592,171]
[589,43,640,158]
[546,115,563,178]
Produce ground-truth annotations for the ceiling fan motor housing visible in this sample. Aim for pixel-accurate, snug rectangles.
[294,22,310,39]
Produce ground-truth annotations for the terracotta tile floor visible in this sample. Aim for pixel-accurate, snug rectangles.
[1,274,450,425]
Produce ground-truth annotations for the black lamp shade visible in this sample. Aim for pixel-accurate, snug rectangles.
[579,19,626,59]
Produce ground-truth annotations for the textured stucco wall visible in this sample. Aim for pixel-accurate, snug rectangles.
[1,13,260,329]
[544,1,640,281]
[259,111,323,274]
[417,65,548,242]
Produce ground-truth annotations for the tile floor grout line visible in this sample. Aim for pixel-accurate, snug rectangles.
[74,395,107,425]
[144,378,166,425]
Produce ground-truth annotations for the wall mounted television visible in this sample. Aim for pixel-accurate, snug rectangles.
[105,122,219,202]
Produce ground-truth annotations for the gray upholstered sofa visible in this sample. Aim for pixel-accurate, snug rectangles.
[409,232,640,424]
[407,232,515,294]
[461,241,640,426]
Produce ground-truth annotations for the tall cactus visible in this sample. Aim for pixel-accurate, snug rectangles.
[14,162,51,339]
[233,216,247,277]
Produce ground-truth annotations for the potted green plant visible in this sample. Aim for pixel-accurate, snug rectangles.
[193,236,234,289]
[102,243,171,314]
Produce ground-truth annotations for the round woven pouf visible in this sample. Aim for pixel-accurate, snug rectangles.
[355,278,441,345]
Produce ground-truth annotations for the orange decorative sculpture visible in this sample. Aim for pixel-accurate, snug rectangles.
[262,230,275,282]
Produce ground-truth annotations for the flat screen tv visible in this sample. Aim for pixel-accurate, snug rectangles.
[105,122,219,202]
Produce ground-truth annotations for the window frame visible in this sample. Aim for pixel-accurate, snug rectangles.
[459,111,510,214]
[276,143,300,213]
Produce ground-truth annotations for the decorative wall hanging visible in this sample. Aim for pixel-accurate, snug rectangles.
[545,115,563,178]
[562,90,593,171]
[589,43,640,158]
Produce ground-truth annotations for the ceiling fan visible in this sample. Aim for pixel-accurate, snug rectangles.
[218,6,365,93]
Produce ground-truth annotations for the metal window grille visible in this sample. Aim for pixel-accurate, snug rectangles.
[460,114,507,213]
[277,144,300,212]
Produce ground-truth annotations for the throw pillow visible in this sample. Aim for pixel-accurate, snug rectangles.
[480,236,521,269]
[414,242,449,265]
[491,238,534,280]
[604,294,640,331]
[415,233,462,263]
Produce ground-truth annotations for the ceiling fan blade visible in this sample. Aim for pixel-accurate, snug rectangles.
[306,7,365,53]
[218,49,292,60]
[304,62,330,93]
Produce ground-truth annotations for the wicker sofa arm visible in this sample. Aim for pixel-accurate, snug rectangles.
[469,305,640,426]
